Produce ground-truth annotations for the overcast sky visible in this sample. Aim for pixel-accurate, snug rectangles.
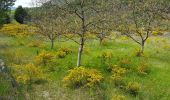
[14,0,33,7]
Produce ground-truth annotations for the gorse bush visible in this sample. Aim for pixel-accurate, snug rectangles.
[119,58,131,68]
[137,63,150,75]
[63,66,103,88]
[59,47,72,55]
[0,22,36,37]
[28,40,44,48]
[11,63,45,85]
[100,51,113,63]
[111,94,126,100]
[35,50,54,66]
[126,82,140,96]
[110,65,127,86]
[56,51,67,58]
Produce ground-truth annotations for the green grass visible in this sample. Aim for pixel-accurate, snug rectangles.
[0,35,170,100]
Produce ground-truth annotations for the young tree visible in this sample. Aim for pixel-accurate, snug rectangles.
[114,0,169,54]
[59,0,109,66]
[14,6,28,24]
[0,0,15,27]
[30,0,65,49]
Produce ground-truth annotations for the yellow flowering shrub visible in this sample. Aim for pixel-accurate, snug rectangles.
[11,63,45,85]
[110,65,127,86]
[112,94,126,100]
[56,51,67,58]
[34,51,54,66]
[151,28,164,36]
[126,82,140,96]
[63,66,103,88]
[0,22,37,37]
[101,39,109,46]
[119,58,130,68]
[101,51,113,60]
[137,63,150,75]
[58,47,72,54]
[27,40,44,48]
[4,49,25,64]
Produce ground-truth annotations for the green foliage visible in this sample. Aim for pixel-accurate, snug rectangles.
[63,66,103,88]
[14,6,28,24]
[0,0,15,26]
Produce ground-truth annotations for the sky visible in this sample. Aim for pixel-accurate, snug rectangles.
[14,0,33,7]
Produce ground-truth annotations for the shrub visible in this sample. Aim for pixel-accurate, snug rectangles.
[56,51,67,58]
[137,63,150,75]
[14,6,28,24]
[126,82,140,96]
[59,47,72,54]
[34,51,54,66]
[63,66,103,88]
[0,22,36,37]
[101,51,113,61]
[4,49,26,64]
[111,94,126,100]
[11,63,45,85]
[119,58,131,68]
[101,39,109,46]
[111,65,127,86]
[151,30,164,36]
[28,40,44,48]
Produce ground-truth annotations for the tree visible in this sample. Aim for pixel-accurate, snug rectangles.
[14,6,28,24]
[59,0,109,67]
[114,0,169,54]
[30,0,65,49]
[0,0,15,27]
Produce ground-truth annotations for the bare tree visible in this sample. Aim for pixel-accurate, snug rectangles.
[57,0,109,66]
[113,0,169,53]
[30,0,65,49]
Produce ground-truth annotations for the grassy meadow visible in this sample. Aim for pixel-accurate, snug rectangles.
[0,29,170,100]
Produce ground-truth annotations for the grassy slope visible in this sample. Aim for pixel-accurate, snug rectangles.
[0,35,170,100]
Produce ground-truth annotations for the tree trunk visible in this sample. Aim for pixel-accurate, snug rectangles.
[51,39,54,49]
[99,38,103,45]
[141,41,145,53]
[77,37,84,67]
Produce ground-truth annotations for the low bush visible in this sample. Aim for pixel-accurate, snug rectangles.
[119,58,131,68]
[111,94,126,100]
[11,63,45,85]
[63,66,103,88]
[111,65,127,86]
[126,82,140,96]
[56,51,67,58]
[137,63,150,76]
[34,50,54,66]
[59,47,72,55]
[28,40,44,48]
[100,51,113,64]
